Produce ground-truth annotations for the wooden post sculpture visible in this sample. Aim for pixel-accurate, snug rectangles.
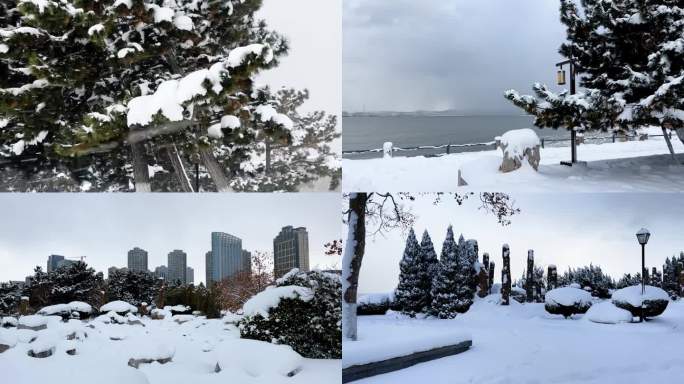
[526,250,534,303]
[501,244,511,306]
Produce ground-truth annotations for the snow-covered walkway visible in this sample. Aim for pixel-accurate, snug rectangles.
[343,131,684,192]
[349,298,684,383]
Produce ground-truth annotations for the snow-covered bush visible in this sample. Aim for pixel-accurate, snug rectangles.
[611,285,669,319]
[357,293,394,316]
[544,287,593,318]
[584,301,633,324]
[239,269,341,359]
[106,269,160,307]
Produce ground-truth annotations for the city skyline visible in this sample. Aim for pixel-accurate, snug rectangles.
[0,194,339,284]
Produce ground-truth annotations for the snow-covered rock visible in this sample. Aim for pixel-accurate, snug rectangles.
[100,301,137,314]
[38,301,93,317]
[172,314,195,324]
[496,128,541,173]
[545,287,593,318]
[214,339,303,377]
[585,301,633,324]
[611,285,669,318]
[27,333,57,358]
[1,317,18,328]
[127,341,175,368]
[150,308,171,320]
[0,329,17,353]
[242,285,314,319]
[17,315,48,331]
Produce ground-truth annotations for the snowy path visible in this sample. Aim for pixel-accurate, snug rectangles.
[350,299,684,383]
[343,133,684,192]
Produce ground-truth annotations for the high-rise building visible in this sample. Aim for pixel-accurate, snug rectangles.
[127,247,148,272]
[167,250,187,284]
[47,255,65,272]
[205,251,213,286]
[242,250,252,274]
[273,226,309,278]
[154,265,168,280]
[208,232,243,284]
[186,267,194,284]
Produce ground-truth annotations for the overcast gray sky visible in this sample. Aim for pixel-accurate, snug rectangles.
[258,0,341,116]
[343,0,567,113]
[359,193,684,293]
[0,194,340,284]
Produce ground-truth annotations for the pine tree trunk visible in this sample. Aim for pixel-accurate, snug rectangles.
[501,245,511,306]
[165,145,194,192]
[265,139,272,174]
[488,261,495,294]
[526,250,534,303]
[131,142,151,192]
[342,193,367,341]
[199,145,231,192]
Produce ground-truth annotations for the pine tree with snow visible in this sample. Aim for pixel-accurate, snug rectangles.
[505,0,684,144]
[430,225,460,318]
[0,0,311,192]
[394,228,426,316]
[453,235,475,313]
[106,268,160,307]
[417,229,439,312]
[0,281,23,316]
[49,261,104,306]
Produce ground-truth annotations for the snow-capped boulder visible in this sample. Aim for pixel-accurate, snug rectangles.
[150,308,171,320]
[0,329,17,353]
[214,339,303,378]
[172,314,195,324]
[585,301,633,324]
[496,128,541,173]
[38,301,93,320]
[93,311,127,325]
[163,305,192,316]
[611,285,669,318]
[18,315,49,331]
[127,341,175,368]
[1,316,18,328]
[544,287,593,318]
[27,334,57,358]
[100,301,138,314]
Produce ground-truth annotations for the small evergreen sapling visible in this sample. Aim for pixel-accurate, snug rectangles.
[430,225,460,319]
[394,228,425,316]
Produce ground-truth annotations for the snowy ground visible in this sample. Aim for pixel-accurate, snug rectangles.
[0,315,340,384]
[343,129,684,192]
[347,297,684,383]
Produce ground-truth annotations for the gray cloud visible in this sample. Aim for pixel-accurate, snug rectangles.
[344,0,567,113]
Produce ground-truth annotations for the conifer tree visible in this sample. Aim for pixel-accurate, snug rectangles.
[505,0,684,144]
[0,0,334,192]
[417,229,439,312]
[394,228,424,316]
[453,235,475,313]
[430,225,460,318]
[106,268,160,306]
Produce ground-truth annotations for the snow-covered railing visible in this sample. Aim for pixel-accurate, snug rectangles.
[343,141,497,157]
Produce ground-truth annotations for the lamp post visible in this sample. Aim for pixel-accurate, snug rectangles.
[556,48,578,166]
[636,228,651,296]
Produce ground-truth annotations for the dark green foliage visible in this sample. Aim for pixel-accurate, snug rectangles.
[106,269,160,307]
[0,281,23,316]
[25,263,104,311]
[545,301,592,319]
[430,226,460,318]
[162,283,221,318]
[558,264,615,298]
[617,272,643,289]
[394,228,425,316]
[239,270,341,359]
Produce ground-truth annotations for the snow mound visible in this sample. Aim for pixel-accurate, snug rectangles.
[1,317,18,327]
[611,285,669,307]
[18,315,49,328]
[214,338,302,377]
[496,128,540,158]
[38,301,92,315]
[100,301,137,314]
[585,301,633,324]
[0,329,17,348]
[164,305,190,313]
[222,311,243,324]
[129,341,175,361]
[545,287,593,307]
[242,285,314,319]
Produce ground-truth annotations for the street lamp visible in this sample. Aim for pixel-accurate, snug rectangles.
[636,228,650,295]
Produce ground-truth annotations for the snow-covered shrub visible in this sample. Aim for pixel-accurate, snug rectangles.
[239,269,341,359]
[357,293,394,316]
[100,301,138,314]
[544,287,593,318]
[584,301,633,324]
[106,269,160,307]
[611,285,669,319]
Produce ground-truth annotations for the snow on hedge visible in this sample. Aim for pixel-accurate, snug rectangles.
[100,301,137,314]
[242,285,314,319]
[358,292,394,305]
[545,287,593,307]
[611,285,669,307]
[214,338,302,377]
[585,301,633,324]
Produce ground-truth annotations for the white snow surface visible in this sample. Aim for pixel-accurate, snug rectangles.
[545,287,594,307]
[611,285,670,307]
[344,128,684,192]
[349,297,684,383]
[1,314,338,384]
[584,301,634,324]
[18,315,49,327]
[100,301,138,314]
[242,285,314,319]
[342,315,471,368]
